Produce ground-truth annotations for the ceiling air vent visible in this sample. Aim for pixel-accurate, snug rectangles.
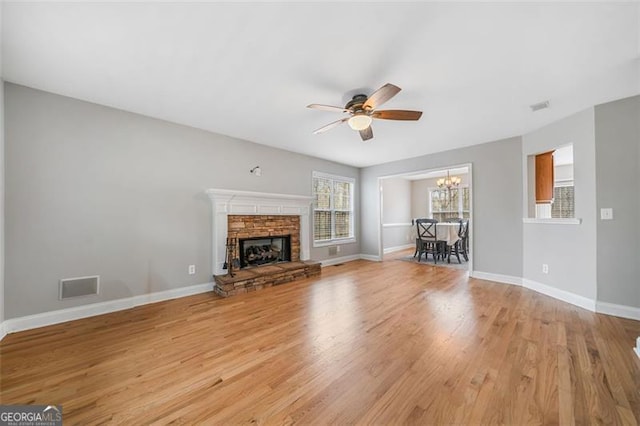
[59,275,100,300]
[530,100,550,112]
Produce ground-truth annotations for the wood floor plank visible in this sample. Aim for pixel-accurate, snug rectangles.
[2,250,640,424]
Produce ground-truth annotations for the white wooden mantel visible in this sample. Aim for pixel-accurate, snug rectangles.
[206,189,313,276]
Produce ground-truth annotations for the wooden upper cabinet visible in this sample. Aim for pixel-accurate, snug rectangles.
[535,151,554,203]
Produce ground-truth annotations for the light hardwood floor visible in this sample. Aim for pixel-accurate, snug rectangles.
[1,253,640,424]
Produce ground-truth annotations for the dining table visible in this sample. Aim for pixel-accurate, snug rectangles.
[435,222,461,246]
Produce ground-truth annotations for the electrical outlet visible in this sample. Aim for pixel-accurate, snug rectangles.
[542,264,549,274]
[600,208,613,220]
[188,265,196,275]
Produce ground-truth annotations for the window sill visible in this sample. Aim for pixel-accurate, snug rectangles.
[313,238,357,248]
[522,218,582,225]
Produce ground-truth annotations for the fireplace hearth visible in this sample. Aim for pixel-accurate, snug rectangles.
[239,235,291,268]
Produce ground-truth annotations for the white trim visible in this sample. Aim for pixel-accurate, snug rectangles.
[522,279,595,311]
[312,170,355,184]
[313,237,356,248]
[205,188,313,202]
[382,222,412,228]
[470,271,523,286]
[554,179,574,187]
[360,254,382,262]
[0,321,7,342]
[2,282,214,336]
[634,347,640,360]
[320,254,361,267]
[383,244,414,254]
[596,301,640,321]
[523,218,582,225]
[470,272,598,313]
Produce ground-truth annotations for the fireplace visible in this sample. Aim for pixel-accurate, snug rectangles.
[207,189,319,297]
[239,235,291,268]
[206,189,313,276]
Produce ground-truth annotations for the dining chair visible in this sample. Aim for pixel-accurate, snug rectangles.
[446,219,469,263]
[459,219,470,261]
[415,219,443,263]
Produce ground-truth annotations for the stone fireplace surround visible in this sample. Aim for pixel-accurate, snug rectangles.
[230,215,300,266]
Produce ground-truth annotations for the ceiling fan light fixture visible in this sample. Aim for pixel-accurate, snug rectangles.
[308,83,422,140]
[348,114,372,131]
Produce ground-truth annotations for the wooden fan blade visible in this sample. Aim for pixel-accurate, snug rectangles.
[363,83,401,110]
[307,104,348,113]
[372,110,423,121]
[313,117,349,134]
[359,126,373,141]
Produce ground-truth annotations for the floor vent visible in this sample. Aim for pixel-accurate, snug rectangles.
[59,275,100,300]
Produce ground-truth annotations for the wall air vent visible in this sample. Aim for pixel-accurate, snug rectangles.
[530,100,550,112]
[59,275,100,300]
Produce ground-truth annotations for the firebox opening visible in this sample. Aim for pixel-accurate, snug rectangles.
[239,235,291,268]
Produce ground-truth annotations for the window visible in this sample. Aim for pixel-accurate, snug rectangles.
[552,182,574,218]
[429,187,470,221]
[527,144,575,220]
[313,172,355,245]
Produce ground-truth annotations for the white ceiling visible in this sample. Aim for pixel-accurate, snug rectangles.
[3,2,639,167]
[402,167,469,181]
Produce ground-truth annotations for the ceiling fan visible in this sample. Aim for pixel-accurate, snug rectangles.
[307,83,423,141]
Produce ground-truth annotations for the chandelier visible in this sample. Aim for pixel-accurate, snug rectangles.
[437,170,461,189]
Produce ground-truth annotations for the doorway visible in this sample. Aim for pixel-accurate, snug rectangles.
[378,164,473,272]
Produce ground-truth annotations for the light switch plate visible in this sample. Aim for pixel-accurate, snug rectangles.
[600,208,613,220]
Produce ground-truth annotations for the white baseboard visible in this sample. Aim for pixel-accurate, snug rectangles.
[522,279,596,312]
[320,254,361,267]
[596,301,640,321]
[3,266,636,342]
[470,271,522,286]
[470,272,599,313]
[359,254,382,262]
[383,244,414,254]
[320,253,389,266]
[1,282,214,337]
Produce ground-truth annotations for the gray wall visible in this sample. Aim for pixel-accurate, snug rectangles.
[361,137,523,277]
[595,95,640,308]
[555,164,574,182]
[4,83,360,318]
[521,108,598,300]
[0,4,4,324]
[380,177,412,250]
[410,173,470,219]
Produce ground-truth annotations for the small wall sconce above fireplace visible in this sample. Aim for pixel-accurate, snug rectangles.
[250,166,262,177]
